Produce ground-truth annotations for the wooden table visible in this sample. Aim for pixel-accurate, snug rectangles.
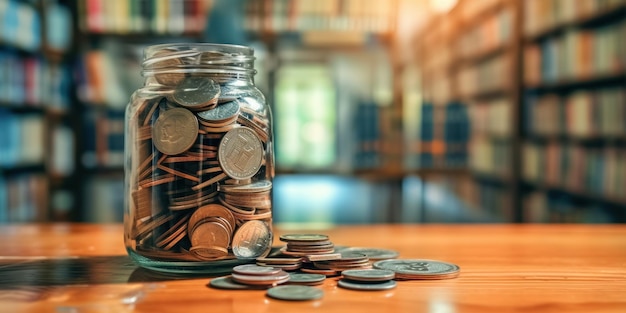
[1,224,625,313]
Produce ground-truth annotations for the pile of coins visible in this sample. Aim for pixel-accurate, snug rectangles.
[128,49,273,263]
[338,269,397,291]
[208,233,461,301]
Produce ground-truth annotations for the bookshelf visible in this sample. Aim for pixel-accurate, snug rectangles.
[415,0,626,223]
[0,0,75,222]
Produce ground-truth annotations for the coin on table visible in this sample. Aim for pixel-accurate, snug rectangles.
[218,127,264,180]
[153,107,198,155]
[197,99,240,122]
[339,247,399,261]
[341,269,395,282]
[266,285,323,301]
[232,220,272,259]
[233,264,283,276]
[287,273,326,286]
[337,279,397,291]
[231,270,290,286]
[209,276,267,290]
[172,77,221,110]
[279,234,329,243]
[373,259,460,280]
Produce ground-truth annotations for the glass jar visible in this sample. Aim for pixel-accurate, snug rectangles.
[124,44,274,273]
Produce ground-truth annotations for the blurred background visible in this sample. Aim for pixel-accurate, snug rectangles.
[0,0,624,225]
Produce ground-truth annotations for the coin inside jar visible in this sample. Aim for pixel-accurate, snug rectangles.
[172,77,221,110]
[152,107,199,155]
[218,127,264,180]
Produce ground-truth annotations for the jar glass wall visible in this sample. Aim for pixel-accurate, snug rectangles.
[124,44,274,273]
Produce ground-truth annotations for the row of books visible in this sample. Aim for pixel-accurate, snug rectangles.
[522,142,626,200]
[82,175,124,222]
[0,110,44,167]
[0,0,72,52]
[0,51,71,110]
[469,137,511,177]
[523,191,619,223]
[354,102,381,169]
[524,0,625,36]
[78,0,208,34]
[524,20,626,86]
[463,182,514,222]
[469,98,512,137]
[457,0,501,23]
[82,109,124,169]
[75,49,132,108]
[0,174,48,223]
[457,54,511,97]
[244,0,395,34]
[418,102,470,168]
[525,88,626,138]
[456,8,512,61]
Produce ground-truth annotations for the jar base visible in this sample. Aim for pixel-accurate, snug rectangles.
[127,249,251,274]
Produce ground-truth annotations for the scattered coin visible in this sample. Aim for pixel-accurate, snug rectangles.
[233,264,282,276]
[373,259,460,280]
[337,279,397,291]
[286,273,326,286]
[339,247,399,261]
[266,285,323,301]
[280,234,329,242]
[341,269,395,282]
[209,276,267,290]
[153,107,199,155]
[232,270,290,286]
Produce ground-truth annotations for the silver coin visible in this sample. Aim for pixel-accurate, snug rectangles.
[279,234,329,242]
[287,273,326,285]
[172,77,220,109]
[373,259,460,277]
[233,264,282,276]
[209,276,266,290]
[340,247,399,261]
[266,285,323,301]
[232,270,290,285]
[337,279,397,291]
[232,220,272,259]
[197,100,240,122]
[152,107,198,155]
[218,127,264,180]
[218,180,272,193]
[341,269,395,282]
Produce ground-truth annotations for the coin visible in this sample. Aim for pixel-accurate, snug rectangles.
[187,204,236,236]
[339,247,399,261]
[197,100,240,122]
[172,77,221,110]
[209,276,267,290]
[153,108,198,155]
[373,259,460,280]
[231,270,290,286]
[233,264,282,276]
[150,50,191,86]
[341,269,395,282]
[232,220,272,259]
[218,180,272,193]
[218,127,264,180]
[279,234,329,242]
[287,273,326,286]
[337,279,397,291]
[266,285,323,301]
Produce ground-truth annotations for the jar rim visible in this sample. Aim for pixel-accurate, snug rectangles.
[144,43,254,58]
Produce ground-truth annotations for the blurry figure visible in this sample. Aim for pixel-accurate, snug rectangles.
[204,0,247,45]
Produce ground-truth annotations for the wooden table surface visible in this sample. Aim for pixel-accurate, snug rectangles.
[1,224,625,313]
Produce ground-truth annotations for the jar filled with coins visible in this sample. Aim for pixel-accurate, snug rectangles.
[124,44,274,273]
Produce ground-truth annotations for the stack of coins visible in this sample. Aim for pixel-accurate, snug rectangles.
[230,264,290,286]
[337,269,397,291]
[256,257,303,271]
[128,49,273,263]
[278,234,341,261]
[307,251,372,274]
[373,259,460,280]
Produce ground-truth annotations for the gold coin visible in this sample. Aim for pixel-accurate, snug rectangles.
[153,108,199,155]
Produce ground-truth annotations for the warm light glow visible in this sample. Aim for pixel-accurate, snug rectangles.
[429,0,458,13]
